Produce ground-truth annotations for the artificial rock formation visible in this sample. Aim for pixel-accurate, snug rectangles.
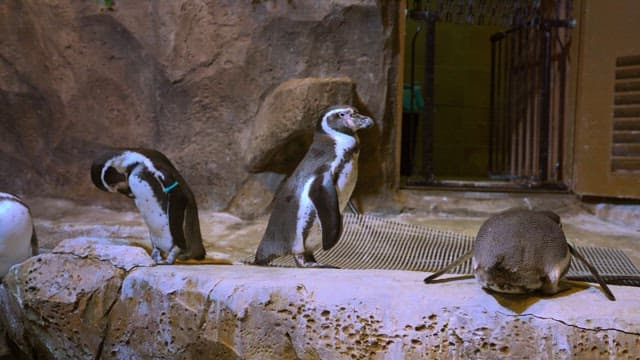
[0,1,399,214]
[1,237,639,359]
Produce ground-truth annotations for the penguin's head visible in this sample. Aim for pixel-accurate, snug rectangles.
[91,151,132,197]
[318,105,374,135]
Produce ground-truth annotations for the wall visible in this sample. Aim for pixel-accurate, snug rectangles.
[571,0,640,199]
[0,0,401,214]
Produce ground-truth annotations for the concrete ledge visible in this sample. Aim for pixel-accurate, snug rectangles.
[1,238,639,359]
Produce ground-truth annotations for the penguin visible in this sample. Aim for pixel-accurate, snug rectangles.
[0,193,38,278]
[254,105,374,267]
[91,148,206,265]
[423,209,615,301]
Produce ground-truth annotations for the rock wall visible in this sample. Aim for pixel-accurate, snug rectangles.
[2,238,639,359]
[0,1,400,214]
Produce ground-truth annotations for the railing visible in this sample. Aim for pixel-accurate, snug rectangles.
[488,18,574,186]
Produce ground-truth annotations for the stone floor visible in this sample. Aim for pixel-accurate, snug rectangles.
[26,190,640,268]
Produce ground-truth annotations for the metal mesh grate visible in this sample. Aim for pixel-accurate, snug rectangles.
[247,214,640,286]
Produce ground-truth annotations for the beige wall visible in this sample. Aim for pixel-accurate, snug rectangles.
[572,0,640,198]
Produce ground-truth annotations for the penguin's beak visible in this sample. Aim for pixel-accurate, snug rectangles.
[347,113,374,130]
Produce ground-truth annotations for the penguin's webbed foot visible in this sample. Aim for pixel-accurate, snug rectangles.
[293,254,339,269]
[177,249,206,261]
[150,247,179,265]
[151,248,164,264]
[163,246,181,265]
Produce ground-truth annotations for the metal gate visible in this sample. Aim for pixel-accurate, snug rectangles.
[488,13,574,186]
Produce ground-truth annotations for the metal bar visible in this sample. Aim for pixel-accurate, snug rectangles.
[495,34,504,177]
[549,29,558,181]
[505,30,513,176]
[517,27,526,179]
[489,37,496,176]
[532,27,541,180]
[524,27,533,179]
[489,31,507,176]
[402,25,423,177]
[539,25,552,181]
[421,16,436,182]
[555,28,568,182]
[503,30,511,177]
[511,28,518,178]
[509,29,518,177]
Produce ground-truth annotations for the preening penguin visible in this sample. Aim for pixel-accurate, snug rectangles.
[423,209,615,301]
[254,105,374,267]
[0,193,38,278]
[91,148,206,265]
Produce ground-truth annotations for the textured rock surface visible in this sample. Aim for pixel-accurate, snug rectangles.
[225,171,285,220]
[0,0,399,213]
[2,238,639,359]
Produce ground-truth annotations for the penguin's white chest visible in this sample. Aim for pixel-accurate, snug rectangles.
[129,167,173,253]
[0,199,33,277]
[335,155,358,211]
[331,130,359,212]
[294,179,322,254]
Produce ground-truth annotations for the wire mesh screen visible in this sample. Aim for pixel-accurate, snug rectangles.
[247,214,640,287]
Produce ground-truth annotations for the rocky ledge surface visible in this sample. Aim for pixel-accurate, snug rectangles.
[1,238,639,359]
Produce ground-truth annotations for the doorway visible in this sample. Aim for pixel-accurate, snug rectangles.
[400,0,574,190]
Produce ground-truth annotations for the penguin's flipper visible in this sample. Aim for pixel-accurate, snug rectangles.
[568,245,616,301]
[309,172,342,251]
[180,202,206,260]
[424,251,473,283]
[167,186,188,252]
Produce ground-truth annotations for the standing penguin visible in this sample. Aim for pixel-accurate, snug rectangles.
[0,193,38,278]
[254,105,374,267]
[91,148,206,264]
[424,209,615,301]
